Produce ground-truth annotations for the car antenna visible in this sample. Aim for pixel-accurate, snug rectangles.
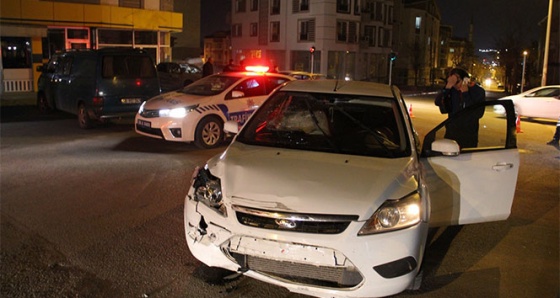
[333,78,339,92]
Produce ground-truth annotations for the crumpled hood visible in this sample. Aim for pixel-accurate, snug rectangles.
[143,91,209,109]
[208,142,420,220]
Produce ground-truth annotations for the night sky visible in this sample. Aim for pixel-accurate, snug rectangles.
[201,0,551,50]
[436,0,549,50]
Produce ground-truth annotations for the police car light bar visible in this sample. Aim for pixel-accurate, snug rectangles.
[245,65,270,73]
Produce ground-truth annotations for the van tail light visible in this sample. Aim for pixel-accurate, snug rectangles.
[92,96,104,106]
[135,79,141,86]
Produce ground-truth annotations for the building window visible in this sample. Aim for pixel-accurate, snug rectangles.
[271,0,280,15]
[250,23,258,36]
[336,20,358,43]
[353,0,361,15]
[337,21,347,42]
[378,27,391,47]
[337,0,350,13]
[415,16,422,33]
[298,19,315,41]
[250,0,258,11]
[270,22,280,42]
[232,24,243,37]
[363,25,376,47]
[292,0,309,12]
[375,2,383,21]
[235,0,246,13]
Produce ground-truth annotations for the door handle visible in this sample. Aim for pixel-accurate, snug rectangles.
[492,162,514,171]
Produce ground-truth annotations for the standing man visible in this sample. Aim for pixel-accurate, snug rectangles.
[434,68,486,148]
[202,57,213,77]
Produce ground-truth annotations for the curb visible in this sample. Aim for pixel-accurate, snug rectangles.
[0,92,36,107]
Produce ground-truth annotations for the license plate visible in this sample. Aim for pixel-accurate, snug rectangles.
[121,98,141,104]
[137,119,151,127]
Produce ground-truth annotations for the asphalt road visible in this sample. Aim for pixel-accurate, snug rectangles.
[1,97,558,298]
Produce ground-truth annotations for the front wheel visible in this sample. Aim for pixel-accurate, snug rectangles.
[78,103,93,129]
[194,116,224,149]
[37,93,53,114]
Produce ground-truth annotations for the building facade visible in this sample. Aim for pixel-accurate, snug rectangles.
[229,0,396,82]
[0,0,183,94]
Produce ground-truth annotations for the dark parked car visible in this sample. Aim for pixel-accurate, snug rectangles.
[37,48,161,128]
[157,62,201,92]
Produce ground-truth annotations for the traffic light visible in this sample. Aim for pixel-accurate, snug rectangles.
[389,52,397,61]
[310,46,316,54]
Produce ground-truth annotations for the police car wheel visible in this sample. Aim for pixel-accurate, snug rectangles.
[195,116,223,149]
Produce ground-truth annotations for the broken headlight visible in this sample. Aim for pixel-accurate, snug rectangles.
[358,192,421,235]
[191,166,227,216]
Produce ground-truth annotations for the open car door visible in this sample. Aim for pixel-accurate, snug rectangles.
[420,100,519,227]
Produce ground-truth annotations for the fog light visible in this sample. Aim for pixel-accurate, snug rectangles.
[170,128,182,137]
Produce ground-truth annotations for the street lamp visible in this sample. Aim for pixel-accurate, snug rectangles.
[521,51,528,92]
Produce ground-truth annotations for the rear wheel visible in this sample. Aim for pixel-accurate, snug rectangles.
[78,103,93,129]
[194,116,223,149]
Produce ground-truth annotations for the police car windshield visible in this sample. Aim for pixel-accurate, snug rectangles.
[236,91,411,158]
[179,75,239,96]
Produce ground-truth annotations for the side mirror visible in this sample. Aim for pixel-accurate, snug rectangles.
[431,139,460,156]
[231,90,245,98]
[224,120,240,134]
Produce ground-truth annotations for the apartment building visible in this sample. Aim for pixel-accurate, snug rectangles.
[230,0,396,82]
[0,0,183,93]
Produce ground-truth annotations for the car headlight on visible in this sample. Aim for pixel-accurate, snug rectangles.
[159,104,198,118]
[358,192,421,235]
[138,101,146,114]
[191,165,227,217]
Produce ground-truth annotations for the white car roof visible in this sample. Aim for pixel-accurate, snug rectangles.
[279,79,397,99]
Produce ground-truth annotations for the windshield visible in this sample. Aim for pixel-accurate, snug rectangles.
[237,91,411,158]
[180,75,239,96]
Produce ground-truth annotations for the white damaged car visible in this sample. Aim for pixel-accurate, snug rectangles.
[184,80,519,297]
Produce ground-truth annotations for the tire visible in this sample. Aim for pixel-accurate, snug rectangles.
[194,116,224,149]
[37,93,53,114]
[78,103,93,129]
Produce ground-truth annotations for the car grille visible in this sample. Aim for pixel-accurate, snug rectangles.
[230,253,363,288]
[136,124,163,138]
[139,109,159,118]
[232,205,358,234]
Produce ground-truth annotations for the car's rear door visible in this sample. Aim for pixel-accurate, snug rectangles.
[420,100,519,227]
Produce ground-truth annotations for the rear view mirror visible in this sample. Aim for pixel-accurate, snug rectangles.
[431,139,460,156]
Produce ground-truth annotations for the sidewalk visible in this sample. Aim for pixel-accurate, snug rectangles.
[1,91,36,107]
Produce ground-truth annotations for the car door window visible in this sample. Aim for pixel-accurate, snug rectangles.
[533,87,559,97]
[264,76,291,94]
[231,77,266,98]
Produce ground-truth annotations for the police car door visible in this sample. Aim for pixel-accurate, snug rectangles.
[420,100,519,227]
[225,77,268,125]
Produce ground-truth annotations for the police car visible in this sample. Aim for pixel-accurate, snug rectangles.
[135,66,294,148]
[184,80,520,297]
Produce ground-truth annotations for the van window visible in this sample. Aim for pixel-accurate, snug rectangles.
[102,55,156,78]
